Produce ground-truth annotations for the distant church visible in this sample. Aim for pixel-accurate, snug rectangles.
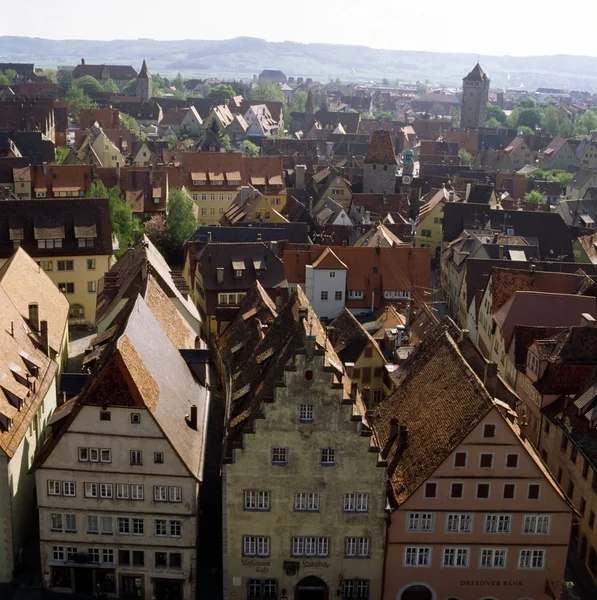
[460,62,490,129]
[136,59,152,102]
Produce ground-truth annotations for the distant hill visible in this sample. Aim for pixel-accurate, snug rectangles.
[2,36,597,91]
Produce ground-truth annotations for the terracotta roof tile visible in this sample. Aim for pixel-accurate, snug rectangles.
[364,130,397,165]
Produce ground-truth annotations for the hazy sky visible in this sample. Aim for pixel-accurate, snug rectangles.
[1,0,596,57]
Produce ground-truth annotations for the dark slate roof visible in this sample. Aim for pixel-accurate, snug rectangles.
[329,308,379,363]
[464,62,489,82]
[188,223,309,245]
[72,63,137,80]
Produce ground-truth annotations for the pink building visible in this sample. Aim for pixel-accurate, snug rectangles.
[373,320,575,600]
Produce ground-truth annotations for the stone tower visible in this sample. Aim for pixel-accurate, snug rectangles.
[304,89,315,131]
[363,130,398,194]
[136,59,152,102]
[461,62,490,129]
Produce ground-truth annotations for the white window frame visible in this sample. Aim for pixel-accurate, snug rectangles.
[480,548,507,569]
[343,492,369,512]
[65,514,77,533]
[63,481,76,497]
[320,447,336,466]
[117,484,130,499]
[518,548,546,569]
[407,512,434,532]
[169,520,181,537]
[403,546,432,567]
[154,519,167,537]
[294,492,320,512]
[245,490,271,511]
[442,547,470,567]
[86,515,99,534]
[299,404,314,422]
[48,480,61,496]
[132,518,144,536]
[118,517,130,535]
[271,447,287,465]
[445,513,472,533]
[153,486,167,502]
[169,486,182,502]
[523,515,551,535]
[99,483,113,499]
[84,482,98,498]
[484,514,511,534]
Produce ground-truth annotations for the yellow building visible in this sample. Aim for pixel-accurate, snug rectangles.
[576,140,597,170]
[221,187,288,225]
[415,188,457,257]
[72,124,125,168]
[221,288,386,600]
[0,198,114,326]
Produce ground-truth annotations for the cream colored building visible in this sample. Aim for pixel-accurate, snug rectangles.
[222,288,386,600]
[34,287,210,600]
[0,248,69,582]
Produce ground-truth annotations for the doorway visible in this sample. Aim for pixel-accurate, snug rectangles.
[153,579,183,600]
[296,576,328,600]
[400,584,432,600]
[74,567,94,595]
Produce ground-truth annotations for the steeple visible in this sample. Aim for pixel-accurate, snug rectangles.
[305,89,315,131]
[136,59,152,102]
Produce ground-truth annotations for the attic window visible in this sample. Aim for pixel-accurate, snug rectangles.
[192,180,206,186]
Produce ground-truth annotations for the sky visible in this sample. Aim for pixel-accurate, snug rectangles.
[1,0,597,57]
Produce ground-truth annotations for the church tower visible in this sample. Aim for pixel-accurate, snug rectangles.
[460,62,490,129]
[363,130,398,194]
[304,89,315,131]
[136,59,152,102]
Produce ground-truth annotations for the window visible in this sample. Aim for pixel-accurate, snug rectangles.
[480,548,507,568]
[245,491,271,511]
[131,484,144,500]
[299,404,314,422]
[480,453,494,468]
[84,482,98,498]
[38,260,53,271]
[154,486,167,502]
[119,550,130,566]
[446,513,472,533]
[65,514,76,533]
[51,513,63,532]
[335,291,342,301]
[571,446,578,464]
[99,411,111,422]
[320,291,328,301]
[87,259,96,270]
[518,549,545,569]
[155,552,168,568]
[292,537,329,557]
[170,553,182,569]
[454,452,467,467]
[294,492,320,512]
[523,515,550,534]
[57,260,74,271]
[118,518,130,535]
[343,492,369,512]
[561,434,569,452]
[329,271,336,278]
[477,483,490,499]
[88,548,100,563]
[271,447,287,465]
[130,450,142,465]
[320,448,336,466]
[154,519,167,536]
[503,483,515,499]
[424,482,437,498]
[100,449,111,463]
[87,281,97,293]
[484,514,511,533]
[528,484,541,500]
[342,580,369,600]
[100,516,112,534]
[483,423,496,438]
[244,536,270,557]
[154,452,164,464]
[442,547,469,567]
[63,482,76,497]
[99,483,113,499]
[116,484,129,500]
[132,551,144,566]
[66,547,78,560]
[168,486,182,502]
[52,546,64,561]
[372,389,383,403]
[48,480,61,496]
[102,549,114,564]
[407,513,433,532]
[450,483,463,499]
[131,413,141,424]
[506,453,519,468]
[404,546,431,566]
[86,515,99,534]
[132,518,144,535]
[583,458,590,480]
[89,448,99,462]
[59,282,75,295]
[163,519,180,539]
[344,537,369,557]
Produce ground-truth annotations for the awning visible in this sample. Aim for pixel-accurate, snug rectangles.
[250,176,266,186]
[152,188,162,198]
[208,171,224,181]
[232,260,245,270]
[34,217,64,240]
[268,175,283,186]
[191,172,206,180]
[581,214,595,225]
[226,171,241,181]
[33,186,47,192]
[53,186,82,192]
[73,214,97,238]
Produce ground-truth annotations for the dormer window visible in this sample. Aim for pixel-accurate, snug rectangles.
[78,237,96,248]
[528,352,539,374]
[235,270,243,278]
[192,180,206,186]
[232,259,245,279]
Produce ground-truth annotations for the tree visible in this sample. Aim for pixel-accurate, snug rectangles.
[3,69,16,81]
[87,180,137,254]
[218,132,231,149]
[74,75,103,94]
[42,69,57,83]
[143,214,172,255]
[518,125,535,136]
[166,188,197,246]
[517,107,542,129]
[251,81,285,103]
[172,73,185,92]
[208,84,236,101]
[122,79,137,96]
[66,86,94,120]
[0,72,9,85]
[102,78,119,93]
[290,90,308,113]
[52,146,69,165]
[486,117,502,128]
[375,111,396,121]
[450,106,461,128]
[240,140,260,156]
[119,113,139,132]
[518,98,536,109]
[524,190,544,203]
[575,110,597,135]
[361,113,375,120]
[58,70,73,89]
[487,103,507,123]
[459,148,472,166]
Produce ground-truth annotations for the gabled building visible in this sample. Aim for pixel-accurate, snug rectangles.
[415,187,459,257]
[504,136,535,170]
[372,318,574,600]
[72,59,137,90]
[158,107,202,137]
[538,137,579,170]
[0,248,69,582]
[30,164,94,198]
[33,282,210,600]
[221,287,386,600]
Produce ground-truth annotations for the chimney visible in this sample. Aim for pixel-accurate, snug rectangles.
[390,417,399,439]
[484,362,498,397]
[465,182,471,201]
[118,136,123,152]
[344,362,354,378]
[116,161,121,186]
[362,385,371,406]
[295,164,306,189]
[581,313,596,328]
[305,334,316,357]
[186,404,198,430]
[308,195,313,216]
[398,425,409,452]
[216,267,224,284]
[28,303,40,332]
[42,162,47,176]
[40,319,49,357]
[298,307,308,323]
[149,164,153,185]
[498,245,504,259]
[81,58,85,65]
[448,190,455,202]
[275,287,283,310]
[207,231,212,243]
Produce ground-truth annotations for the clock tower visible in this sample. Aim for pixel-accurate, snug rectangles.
[400,149,415,191]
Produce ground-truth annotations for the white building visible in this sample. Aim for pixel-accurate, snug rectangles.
[304,248,348,320]
[34,282,210,600]
[0,248,69,581]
